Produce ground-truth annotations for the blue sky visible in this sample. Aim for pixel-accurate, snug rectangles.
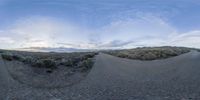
[0,0,200,49]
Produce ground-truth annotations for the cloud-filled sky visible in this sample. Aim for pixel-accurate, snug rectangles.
[0,0,200,49]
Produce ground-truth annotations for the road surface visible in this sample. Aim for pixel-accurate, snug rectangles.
[1,51,200,100]
[0,56,10,100]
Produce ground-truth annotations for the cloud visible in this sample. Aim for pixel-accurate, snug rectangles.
[92,13,200,49]
[57,42,82,48]
[97,13,176,42]
[0,37,14,44]
[1,16,92,48]
[8,16,67,47]
[97,40,134,49]
[121,30,200,49]
[0,37,15,49]
[167,31,200,48]
[1,14,200,49]
[84,13,177,49]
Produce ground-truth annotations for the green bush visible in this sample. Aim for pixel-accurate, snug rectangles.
[0,50,3,53]
[60,59,76,67]
[42,59,56,69]
[32,59,57,69]
[22,56,36,64]
[12,54,24,61]
[1,53,13,61]
[32,60,43,67]
[84,53,95,58]
[32,59,56,69]
[74,58,95,72]
[82,58,94,69]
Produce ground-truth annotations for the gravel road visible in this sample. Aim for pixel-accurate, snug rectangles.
[0,56,10,100]
[0,51,200,100]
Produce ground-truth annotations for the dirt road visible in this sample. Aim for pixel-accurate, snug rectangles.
[0,56,9,100]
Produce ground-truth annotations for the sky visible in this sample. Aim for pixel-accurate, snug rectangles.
[0,0,200,49]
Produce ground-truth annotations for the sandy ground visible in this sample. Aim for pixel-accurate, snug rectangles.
[0,51,200,100]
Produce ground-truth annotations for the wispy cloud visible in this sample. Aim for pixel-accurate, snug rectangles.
[0,37,14,44]
[0,37,15,49]
[1,14,200,49]
[97,40,134,49]
[2,16,92,48]
[167,31,200,48]
[97,13,176,42]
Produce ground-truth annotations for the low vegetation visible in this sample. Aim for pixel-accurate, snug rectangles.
[32,59,57,69]
[105,46,194,60]
[1,53,13,61]
[1,51,98,72]
[0,50,3,53]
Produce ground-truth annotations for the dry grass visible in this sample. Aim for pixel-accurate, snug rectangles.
[105,46,194,60]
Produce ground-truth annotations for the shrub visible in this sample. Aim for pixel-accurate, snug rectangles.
[0,50,3,53]
[1,53,13,61]
[32,59,57,69]
[116,53,128,58]
[85,53,95,58]
[46,69,53,73]
[12,54,24,61]
[81,58,94,69]
[22,56,36,64]
[60,59,75,67]
[42,59,56,69]
[62,57,82,67]
[142,52,157,60]
[60,59,68,66]
[79,53,97,61]
[32,60,43,67]
[80,56,88,61]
